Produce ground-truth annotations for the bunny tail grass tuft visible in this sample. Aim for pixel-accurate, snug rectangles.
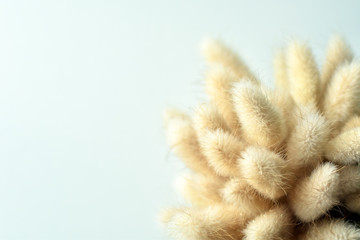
[161,36,360,239]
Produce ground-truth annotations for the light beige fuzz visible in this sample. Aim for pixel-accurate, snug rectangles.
[243,206,293,240]
[162,36,360,239]
[299,219,360,240]
[239,146,291,200]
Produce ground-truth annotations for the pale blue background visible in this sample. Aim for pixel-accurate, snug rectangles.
[0,1,359,239]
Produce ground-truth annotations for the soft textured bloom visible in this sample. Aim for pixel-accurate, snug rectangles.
[162,36,360,239]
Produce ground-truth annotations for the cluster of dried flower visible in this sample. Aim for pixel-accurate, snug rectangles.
[161,36,360,239]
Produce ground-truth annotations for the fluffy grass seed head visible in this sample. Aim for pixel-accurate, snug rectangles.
[299,219,360,240]
[161,36,360,239]
[243,206,294,240]
[232,81,287,149]
[288,162,340,222]
[239,146,291,200]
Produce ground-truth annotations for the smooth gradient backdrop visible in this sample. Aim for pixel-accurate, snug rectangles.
[0,1,359,239]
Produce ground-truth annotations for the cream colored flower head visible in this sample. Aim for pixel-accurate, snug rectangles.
[161,36,360,240]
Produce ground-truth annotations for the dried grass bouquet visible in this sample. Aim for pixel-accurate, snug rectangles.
[161,36,360,239]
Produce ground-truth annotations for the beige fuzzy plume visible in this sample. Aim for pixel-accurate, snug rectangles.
[161,36,360,239]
